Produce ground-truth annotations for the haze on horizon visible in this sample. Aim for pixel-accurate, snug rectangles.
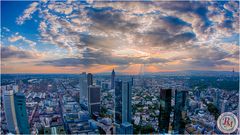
[1,1,239,74]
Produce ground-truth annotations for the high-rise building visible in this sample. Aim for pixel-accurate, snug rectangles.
[4,90,30,134]
[131,76,134,86]
[122,81,132,123]
[79,72,88,103]
[115,81,122,124]
[87,73,93,86]
[159,89,172,133]
[88,85,101,116]
[173,90,188,134]
[115,81,132,124]
[111,69,115,89]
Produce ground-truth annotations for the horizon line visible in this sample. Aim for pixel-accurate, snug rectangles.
[1,69,239,75]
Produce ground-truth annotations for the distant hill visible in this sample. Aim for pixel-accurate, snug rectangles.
[151,70,239,77]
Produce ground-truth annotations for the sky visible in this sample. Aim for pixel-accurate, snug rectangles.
[1,0,239,74]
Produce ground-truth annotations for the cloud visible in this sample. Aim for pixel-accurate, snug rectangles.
[8,35,24,42]
[2,27,10,32]
[38,47,169,67]
[13,1,239,71]
[48,2,73,15]
[39,56,169,67]
[88,8,139,33]
[1,46,37,59]
[177,45,239,68]
[17,2,39,25]
[8,34,36,48]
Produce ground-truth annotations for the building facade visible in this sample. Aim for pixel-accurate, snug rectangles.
[173,90,188,134]
[115,80,132,134]
[88,85,101,116]
[159,89,172,133]
[87,73,93,86]
[4,90,30,134]
[111,69,115,89]
[79,72,88,103]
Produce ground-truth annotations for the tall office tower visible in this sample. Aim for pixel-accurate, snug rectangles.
[88,85,101,116]
[173,90,188,134]
[79,72,88,103]
[115,80,132,134]
[159,89,172,133]
[111,69,115,89]
[115,81,132,124]
[131,76,134,86]
[87,73,93,86]
[4,90,30,134]
[115,81,123,124]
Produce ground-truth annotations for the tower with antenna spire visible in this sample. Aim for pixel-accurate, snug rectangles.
[111,69,115,89]
[232,68,235,81]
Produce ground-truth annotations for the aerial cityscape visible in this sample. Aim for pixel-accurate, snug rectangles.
[1,0,239,135]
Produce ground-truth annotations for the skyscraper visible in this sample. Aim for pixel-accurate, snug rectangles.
[173,90,188,134]
[131,76,134,86]
[122,81,132,123]
[159,89,172,133]
[4,90,30,134]
[115,81,122,124]
[88,85,101,116]
[114,81,132,134]
[87,73,93,86]
[79,72,88,103]
[111,69,115,89]
[115,81,132,124]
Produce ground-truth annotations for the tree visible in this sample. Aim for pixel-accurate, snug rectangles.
[140,125,155,134]
[207,103,220,120]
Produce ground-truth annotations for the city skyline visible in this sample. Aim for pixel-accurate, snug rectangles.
[1,1,239,74]
[1,68,239,134]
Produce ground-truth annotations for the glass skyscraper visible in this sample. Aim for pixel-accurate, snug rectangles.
[159,89,172,133]
[115,80,123,124]
[115,81,132,124]
[114,80,133,134]
[87,73,93,86]
[173,90,188,134]
[88,85,101,116]
[111,69,115,89]
[4,90,30,134]
[79,72,88,103]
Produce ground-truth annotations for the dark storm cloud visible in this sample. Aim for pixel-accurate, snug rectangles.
[160,15,191,31]
[187,59,235,68]
[159,1,213,35]
[38,47,169,67]
[221,20,234,29]
[140,28,196,48]
[166,32,196,45]
[1,46,36,59]
[88,7,139,32]
[184,46,238,68]
[39,56,169,67]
